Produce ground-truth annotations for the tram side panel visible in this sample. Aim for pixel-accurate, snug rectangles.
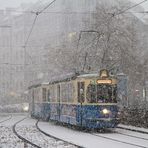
[40,86,51,121]
[30,86,42,118]
[59,81,77,125]
[31,85,51,120]
[47,84,58,121]
[49,81,77,125]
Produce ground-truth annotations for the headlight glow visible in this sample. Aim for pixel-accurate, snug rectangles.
[23,106,29,111]
[102,108,110,114]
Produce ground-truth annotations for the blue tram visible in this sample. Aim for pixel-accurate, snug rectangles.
[29,69,120,129]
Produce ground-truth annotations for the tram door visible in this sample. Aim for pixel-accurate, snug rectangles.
[57,85,61,121]
[78,82,85,126]
[31,89,35,114]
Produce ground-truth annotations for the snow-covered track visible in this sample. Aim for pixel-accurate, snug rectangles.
[91,131,148,148]
[115,129,148,141]
[0,114,12,123]
[0,114,28,147]
[117,126,148,134]
[13,117,79,148]
[36,120,84,148]
[12,117,41,148]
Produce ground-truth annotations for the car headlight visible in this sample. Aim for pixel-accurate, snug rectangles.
[102,108,110,114]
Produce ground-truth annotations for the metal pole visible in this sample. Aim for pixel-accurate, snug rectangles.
[24,46,27,90]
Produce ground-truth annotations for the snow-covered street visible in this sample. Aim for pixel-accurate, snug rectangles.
[15,117,77,148]
[0,114,27,148]
[0,0,148,148]
[1,113,148,148]
[0,114,77,148]
[38,121,148,148]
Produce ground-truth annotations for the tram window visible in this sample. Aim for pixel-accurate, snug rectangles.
[86,84,117,103]
[50,86,56,102]
[61,83,67,102]
[112,87,117,103]
[47,89,50,102]
[42,88,47,102]
[86,84,97,103]
[78,82,85,103]
[57,85,60,102]
[67,83,74,102]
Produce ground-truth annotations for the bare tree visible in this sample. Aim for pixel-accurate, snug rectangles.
[45,1,147,107]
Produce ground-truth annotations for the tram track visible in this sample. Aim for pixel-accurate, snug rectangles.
[12,117,41,148]
[117,126,148,135]
[0,114,12,123]
[26,119,148,148]
[2,114,148,148]
[115,130,148,141]
[36,120,84,148]
[0,114,28,147]
[13,117,82,148]
[91,131,148,148]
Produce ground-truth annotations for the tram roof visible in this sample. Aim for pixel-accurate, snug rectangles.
[77,73,98,78]
[28,71,116,89]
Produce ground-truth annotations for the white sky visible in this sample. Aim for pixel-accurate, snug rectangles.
[0,0,39,9]
[130,0,148,11]
[0,0,148,10]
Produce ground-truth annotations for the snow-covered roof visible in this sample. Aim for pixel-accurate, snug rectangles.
[77,73,98,78]
[29,72,99,88]
[48,73,77,84]
[41,82,49,85]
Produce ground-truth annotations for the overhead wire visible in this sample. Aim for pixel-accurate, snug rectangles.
[38,0,57,14]
[24,14,38,47]
[0,8,95,14]
[24,0,57,48]
[0,63,29,65]
[0,0,146,16]
[23,0,57,69]
[115,0,148,16]
[22,0,147,67]
[1,9,148,15]
[1,0,147,72]
[76,0,148,71]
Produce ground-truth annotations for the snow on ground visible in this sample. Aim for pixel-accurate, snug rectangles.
[118,124,148,133]
[0,114,76,148]
[0,115,9,122]
[0,114,27,148]
[95,130,148,148]
[16,118,76,148]
[116,127,148,140]
[38,121,143,148]
[1,113,148,148]
[0,126,24,148]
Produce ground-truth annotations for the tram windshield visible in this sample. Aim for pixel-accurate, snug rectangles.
[86,84,117,103]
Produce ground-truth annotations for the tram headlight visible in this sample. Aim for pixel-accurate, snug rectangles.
[102,108,110,114]
[23,106,29,111]
[23,103,29,112]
